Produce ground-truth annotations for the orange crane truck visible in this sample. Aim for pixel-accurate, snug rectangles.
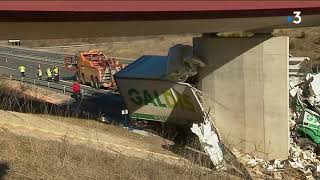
[64,51,124,89]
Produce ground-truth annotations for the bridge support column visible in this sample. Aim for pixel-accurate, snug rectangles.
[193,35,289,160]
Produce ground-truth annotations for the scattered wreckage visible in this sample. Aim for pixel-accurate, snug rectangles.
[115,45,224,163]
[290,56,320,153]
[228,55,320,179]
[115,44,253,178]
[115,45,320,178]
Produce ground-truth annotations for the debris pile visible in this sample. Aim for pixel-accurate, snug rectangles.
[227,55,320,179]
[231,142,320,179]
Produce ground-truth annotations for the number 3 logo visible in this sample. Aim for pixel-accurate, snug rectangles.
[293,11,302,24]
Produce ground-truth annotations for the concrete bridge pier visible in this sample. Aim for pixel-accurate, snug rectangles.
[193,35,289,160]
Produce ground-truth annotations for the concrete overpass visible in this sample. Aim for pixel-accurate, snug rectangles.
[1,1,320,160]
[0,1,320,39]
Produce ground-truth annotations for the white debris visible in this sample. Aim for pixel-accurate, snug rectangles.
[309,73,320,103]
[246,158,258,167]
[289,76,302,88]
[267,160,284,171]
[191,118,224,168]
[229,65,320,179]
[289,160,305,169]
[288,141,320,177]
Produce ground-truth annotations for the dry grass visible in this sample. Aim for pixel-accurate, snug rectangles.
[274,27,320,62]
[0,80,246,180]
[0,80,66,117]
[25,27,320,63]
[28,34,197,59]
[0,128,234,180]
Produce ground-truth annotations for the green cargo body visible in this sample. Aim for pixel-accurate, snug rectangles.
[114,55,205,125]
[116,78,204,125]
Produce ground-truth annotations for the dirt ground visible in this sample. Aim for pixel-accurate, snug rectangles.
[0,80,242,179]
[29,34,196,59]
[0,110,182,163]
[4,80,71,105]
[0,125,232,180]
[0,109,241,180]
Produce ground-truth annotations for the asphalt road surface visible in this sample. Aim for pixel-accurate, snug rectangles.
[0,45,133,83]
[0,46,74,81]
[0,45,129,124]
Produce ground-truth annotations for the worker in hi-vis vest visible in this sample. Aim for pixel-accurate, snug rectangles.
[18,65,26,77]
[46,67,52,81]
[37,64,42,80]
[53,66,59,82]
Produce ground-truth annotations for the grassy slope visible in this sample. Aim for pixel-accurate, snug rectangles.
[0,129,231,180]
[23,27,320,62]
[275,27,320,62]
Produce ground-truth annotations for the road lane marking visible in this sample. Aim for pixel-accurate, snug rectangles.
[0,65,16,71]
[0,52,63,64]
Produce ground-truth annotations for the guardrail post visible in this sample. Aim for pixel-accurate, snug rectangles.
[33,79,36,85]
[81,89,84,98]
[9,75,12,81]
[63,86,66,94]
[21,77,24,82]
[48,82,50,88]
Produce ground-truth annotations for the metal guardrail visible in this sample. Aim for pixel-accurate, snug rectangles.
[9,74,82,95]
[7,75,121,99]
[8,74,119,95]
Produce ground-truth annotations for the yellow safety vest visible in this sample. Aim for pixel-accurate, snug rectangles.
[19,66,25,73]
[47,69,52,77]
[53,67,59,74]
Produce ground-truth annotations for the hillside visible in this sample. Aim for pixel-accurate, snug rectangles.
[275,27,320,63]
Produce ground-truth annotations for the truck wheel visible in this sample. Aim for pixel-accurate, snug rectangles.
[76,74,80,82]
[80,74,85,84]
[90,76,97,88]
[94,77,100,89]
[90,79,95,88]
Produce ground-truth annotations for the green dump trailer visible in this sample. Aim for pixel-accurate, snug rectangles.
[114,55,204,126]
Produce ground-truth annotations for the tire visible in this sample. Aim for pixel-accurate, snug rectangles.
[75,73,81,82]
[90,76,96,88]
[94,77,100,89]
[80,74,85,84]
[90,79,95,88]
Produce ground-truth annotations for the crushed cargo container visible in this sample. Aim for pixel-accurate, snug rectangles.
[115,55,228,169]
[289,54,311,77]
[114,55,204,125]
[291,72,320,153]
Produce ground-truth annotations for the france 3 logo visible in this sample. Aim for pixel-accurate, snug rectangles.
[288,11,302,24]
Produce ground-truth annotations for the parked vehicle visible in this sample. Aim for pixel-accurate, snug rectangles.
[64,51,124,89]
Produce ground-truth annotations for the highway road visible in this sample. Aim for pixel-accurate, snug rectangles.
[0,45,133,78]
[0,45,189,135]
[0,45,134,93]
[0,46,74,81]
[0,45,131,124]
